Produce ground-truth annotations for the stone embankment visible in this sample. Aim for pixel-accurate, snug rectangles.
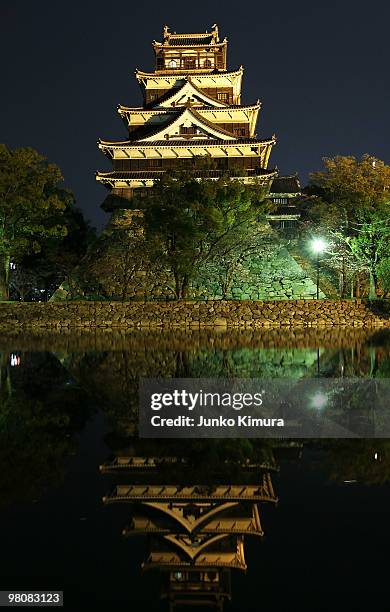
[0,300,389,330]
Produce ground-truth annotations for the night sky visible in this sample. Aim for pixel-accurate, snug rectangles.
[1,1,389,230]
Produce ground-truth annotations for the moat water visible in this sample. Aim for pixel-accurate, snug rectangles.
[0,328,389,611]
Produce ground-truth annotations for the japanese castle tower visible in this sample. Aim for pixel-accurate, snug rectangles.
[52,24,323,301]
[97,24,277,208]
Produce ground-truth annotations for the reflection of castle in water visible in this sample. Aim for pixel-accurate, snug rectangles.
[101,455,278,610]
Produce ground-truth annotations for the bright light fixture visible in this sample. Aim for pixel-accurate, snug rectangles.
[311,238,327,254]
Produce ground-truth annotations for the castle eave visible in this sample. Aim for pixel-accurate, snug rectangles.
[96,169,277,193]
[135,66,244,80]
[118,102,261,114]
[99,137,275,149]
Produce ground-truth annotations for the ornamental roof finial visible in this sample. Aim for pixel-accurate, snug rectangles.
[163,24,170,39]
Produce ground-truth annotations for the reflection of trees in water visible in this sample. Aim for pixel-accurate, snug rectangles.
[1,327,390,504]
[314,440,390,486]
[59,330,390,440]
[0,351,94,508]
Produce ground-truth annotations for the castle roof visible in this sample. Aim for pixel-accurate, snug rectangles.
[135,66,243,80]
[156,36,226,48]
[144,78,228,109]
[271,174,301,194]
[143,537,247,571]
[118,102,261,114]
[153,24,225,48]
[97,169,276,181]
[99,137,275,149]
[103,479,278,503]
[111,105,239,142]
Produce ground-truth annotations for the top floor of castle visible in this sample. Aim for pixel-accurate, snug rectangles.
[153,24,228,73]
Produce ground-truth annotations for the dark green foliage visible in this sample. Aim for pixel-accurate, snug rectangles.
[0,351,94,507]
[304,155,390,298]
[131,166,271,298]
[0,144,94,301]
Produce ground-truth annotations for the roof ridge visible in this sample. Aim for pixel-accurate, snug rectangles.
[146,78,228,109]
[134,106,237,142]
[186,76,228,106]
[133,106,187,141]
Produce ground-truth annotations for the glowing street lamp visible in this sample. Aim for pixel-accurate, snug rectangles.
[311,238,327,299]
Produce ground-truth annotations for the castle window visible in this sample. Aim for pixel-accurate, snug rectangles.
[279,219,297,229]
[204,58,212,68]
[233,127,247,137]
[169,59,178,68]
[180,126,197,135]
[217,92,230,103]
[183,57,196,69]
[216,52,224,69]
[149,159,162,168]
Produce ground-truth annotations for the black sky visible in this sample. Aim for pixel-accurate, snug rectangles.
[1,0,389,230]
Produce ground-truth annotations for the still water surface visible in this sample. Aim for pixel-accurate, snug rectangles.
[0,328,390,611]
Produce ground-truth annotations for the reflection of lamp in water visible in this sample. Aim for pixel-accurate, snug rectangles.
[10,354,21,367]
[311,238,327,299]
[309,391,328,410]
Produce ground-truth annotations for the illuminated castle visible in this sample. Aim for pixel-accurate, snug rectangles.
[97,24,276,210]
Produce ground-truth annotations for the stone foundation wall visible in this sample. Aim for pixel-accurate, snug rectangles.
[0,300,389,330]
[53,213,324,301]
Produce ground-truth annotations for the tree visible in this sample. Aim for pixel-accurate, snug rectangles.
[377,257,390,297]
[26,205,96,301]
[0,144,75,300]
[9,266,38,302]
[87,213,152,300]
[349,213,390,298]
[132,167,271,298]
[204,220,271,299]
[306,155,390,298]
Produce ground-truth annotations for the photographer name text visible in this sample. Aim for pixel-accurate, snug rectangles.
[150,415,284,428]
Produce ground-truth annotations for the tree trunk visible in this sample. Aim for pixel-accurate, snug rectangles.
[181,274,189,298]
[174,270,181,300]
[221,264,234,300]
[356,275,361,298]
[369,270,377,300]
[0,255,10,301]
[340,257,346,298]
